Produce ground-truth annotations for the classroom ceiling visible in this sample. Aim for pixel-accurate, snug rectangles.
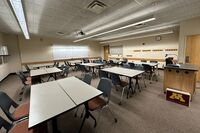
[0,0,200,42]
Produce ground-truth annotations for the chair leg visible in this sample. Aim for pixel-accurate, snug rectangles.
[119,86,127,105]
[142,75,146,88]
[80,108,85,118]
[74,108,79,117]
[107,106,117,123]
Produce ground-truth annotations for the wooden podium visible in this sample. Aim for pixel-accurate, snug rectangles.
[164,64,198,98]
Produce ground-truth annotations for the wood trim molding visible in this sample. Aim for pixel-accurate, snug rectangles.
[165,49,178,51]
[142,50,151,52]
[127,58,165,62]
[21,57,101,65]
[152,49,163,52]
[133,50,141,52]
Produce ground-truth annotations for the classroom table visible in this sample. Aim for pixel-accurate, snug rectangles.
[32,63,54,69]
[134,62,159,82]
[30,67,62,82]
[80,63,104,77]
[29,77,102,133]
[101,67,144,97]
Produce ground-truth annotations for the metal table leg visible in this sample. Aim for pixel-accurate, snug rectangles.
[79,102,97,133]
[127,77,133,98]
[52,118,61,133]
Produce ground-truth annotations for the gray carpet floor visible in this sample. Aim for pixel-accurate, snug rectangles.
[0,70,200,133]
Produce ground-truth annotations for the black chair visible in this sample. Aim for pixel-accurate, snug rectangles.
[110,73,129,104]
[88,78,117,124]
[109,60,116,66]
[122,63,130,69]
[82,73,92,85]
[165,57,173,66]
[60,65,70,78]
[16,72,31,101]
[128,62,135,69]
[76,64,90,73]
[0,91,29,122]
[142,64,155,83]
[99,70,108,78]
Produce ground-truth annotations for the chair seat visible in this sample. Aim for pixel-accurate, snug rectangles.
[13,102,29,120]
[9,120,33,133]
[120,81,128,87]
[88,97,107,111]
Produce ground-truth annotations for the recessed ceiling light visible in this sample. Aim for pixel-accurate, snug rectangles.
[9,0,30,39]
[73,17,156,42]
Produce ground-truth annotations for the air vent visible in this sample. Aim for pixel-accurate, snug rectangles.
[87,0,107,14]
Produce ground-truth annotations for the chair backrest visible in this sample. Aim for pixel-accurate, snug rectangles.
[142,64,152,72]
[165,58,173,65]
[24,64,30,72]
[99,70,108,78]
[0,116,12,132]
[0,91,18,121]
[82,73,92,85]
[62,66,70,77]
[134,65,144,71]
[122,63,130,68]
[60,64,65,70]
[76,64,86,72]
[128,62,135,69]
[97,78,112,102]
[110,73,121,85]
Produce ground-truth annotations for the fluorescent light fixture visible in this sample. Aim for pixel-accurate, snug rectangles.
[100,31,174,44]
[100,24,178,40]
[74,17,156,42]
[9,0,30,39]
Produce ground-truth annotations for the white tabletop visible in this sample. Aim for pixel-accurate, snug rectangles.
[102,67,144,77]
[45,67,62,74]
[32,63,53,68]
[30,67,62,77]
[133,62,159,67]
[30,68,47,77]
[57,77,102,105]
[29,81,76,128]
[80,63,104,67]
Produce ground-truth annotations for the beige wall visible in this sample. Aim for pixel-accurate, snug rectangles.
[179,17,200,63]
[0,32,9,81]
[3,34,21,72]
[103,32,179,68]
[18,35,102,63]
[0,33,21,81]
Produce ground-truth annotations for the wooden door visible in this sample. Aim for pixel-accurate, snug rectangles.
[104,45,109,61]
[186,35,200,81]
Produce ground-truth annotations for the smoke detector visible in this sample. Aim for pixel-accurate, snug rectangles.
[87,0,107,14]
